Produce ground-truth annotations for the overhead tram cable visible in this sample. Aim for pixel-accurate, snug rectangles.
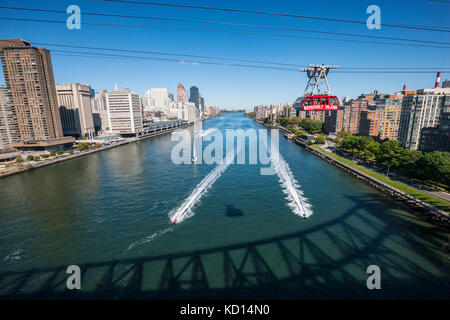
[0,6,449,46]
[49,49,450,74]
[2,17,450,50]
[31,41,450,72]
[92,0,450,33]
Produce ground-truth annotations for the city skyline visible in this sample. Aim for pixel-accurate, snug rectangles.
[0,0,449,108]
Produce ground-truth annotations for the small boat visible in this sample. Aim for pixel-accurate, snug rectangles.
[192,145,197,163]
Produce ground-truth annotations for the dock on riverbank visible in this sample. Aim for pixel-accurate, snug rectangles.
[253,118,449,225]
[0,121,194,179]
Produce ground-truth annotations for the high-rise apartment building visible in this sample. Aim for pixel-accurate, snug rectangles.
[358,97,402,141]
[145,88,174,110]
[358,107,379,137]
[344,99,368,134]
[177,83,186,103]
[56,83,95,138]
[399,88,450,150]
[284,105,296,118]
[376,97,402,141]
[324,107,347,134]
[208,106,221,117]
[419,108,450,152]
[92,90,108,111]
[0,40,63,141]
[253,105,265,120]
[177,102,197,123]
[306,110,325,122]
[106,88,143,136]
[0,39,73,150]
[0,85,19,150]
[189,86,200,110]
[200,96,205,113]
[92,110,109,134]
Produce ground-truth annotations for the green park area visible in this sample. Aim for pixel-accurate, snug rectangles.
[310,144,450,213]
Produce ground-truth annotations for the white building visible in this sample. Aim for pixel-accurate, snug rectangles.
[399,88,450,150]
[144,88,174,111]
[106,88,143,136]
[92,109,109,134]
[92,90,108,111]
[179,102,198,123]
[143,87,199,123]
[56,83,95,138]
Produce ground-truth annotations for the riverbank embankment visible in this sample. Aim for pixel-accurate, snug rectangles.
[0,122,194,179]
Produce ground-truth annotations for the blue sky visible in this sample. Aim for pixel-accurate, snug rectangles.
[0,0,449,108]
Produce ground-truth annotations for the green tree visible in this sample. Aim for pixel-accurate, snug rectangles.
[338,136,360,157]
[398,150,423,178]
[357,136,380,162]
[299,118,312,132]
[416,151,450,186]
[310,120,323,134]
[315,136,325,144]
[277,116,289,128]
[337,130,351,140]
[76,142,91,151]
[376,140,406,176]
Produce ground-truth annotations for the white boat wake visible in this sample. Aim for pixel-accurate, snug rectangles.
[169,151,235,224]
[272,150,312,218]
[198,128,218,137]
[127,226,174,250]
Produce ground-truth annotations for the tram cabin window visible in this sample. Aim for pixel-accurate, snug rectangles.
[330,97,339,105]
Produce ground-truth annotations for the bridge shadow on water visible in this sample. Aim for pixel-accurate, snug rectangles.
[0,194,448,300]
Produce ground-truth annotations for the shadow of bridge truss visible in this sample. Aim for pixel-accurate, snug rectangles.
[0,195,448,300]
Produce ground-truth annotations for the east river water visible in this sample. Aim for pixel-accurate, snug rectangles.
[0,113,448,299]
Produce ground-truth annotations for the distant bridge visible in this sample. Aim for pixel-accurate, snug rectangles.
[141,119,185,136]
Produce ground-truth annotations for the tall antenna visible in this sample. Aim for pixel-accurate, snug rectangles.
[299,64,339,95]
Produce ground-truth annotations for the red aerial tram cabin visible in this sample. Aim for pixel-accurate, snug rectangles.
[295,64,341,112]
[294,95,340,111]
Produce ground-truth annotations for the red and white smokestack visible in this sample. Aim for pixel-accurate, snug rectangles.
[403,84,407,92]
[435,72,441,88]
